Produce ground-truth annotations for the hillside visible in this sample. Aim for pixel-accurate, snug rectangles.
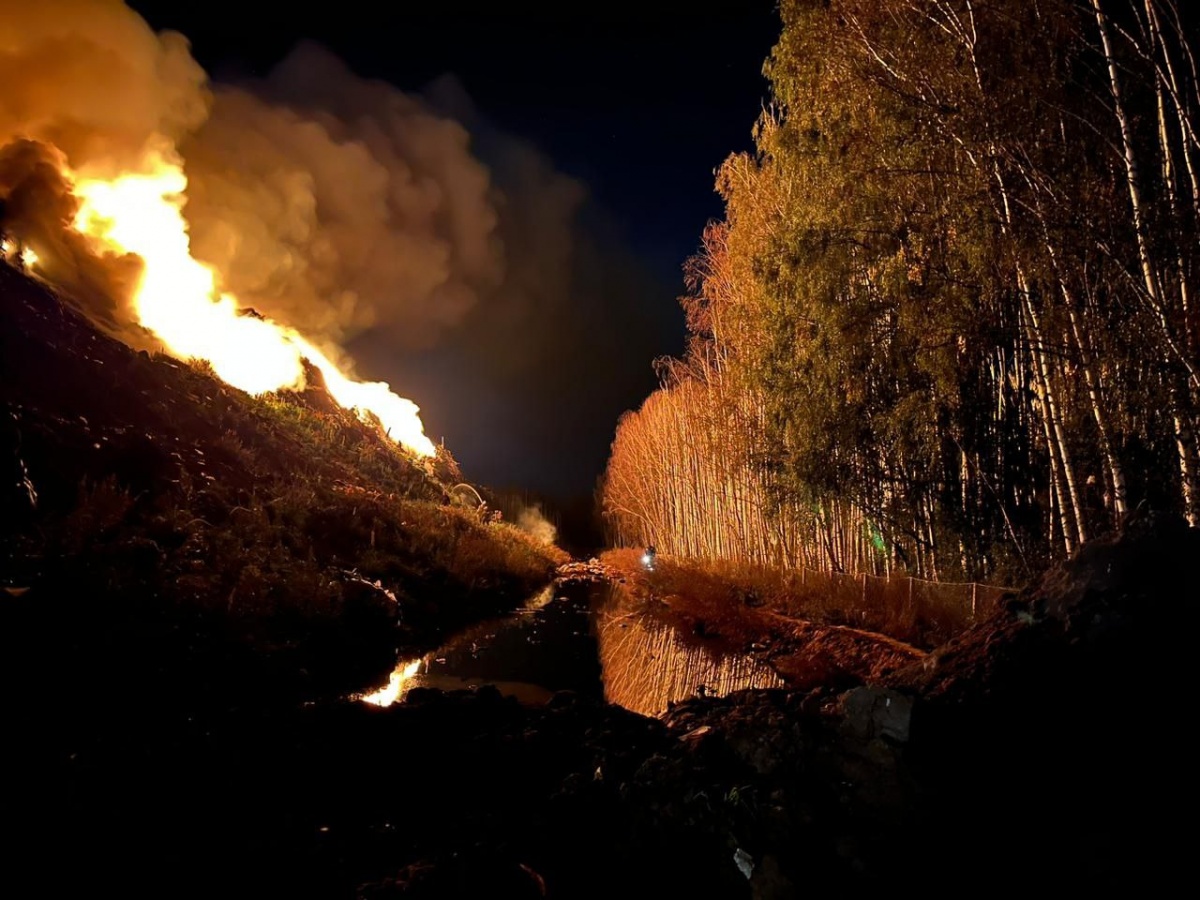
[0,262,563,709]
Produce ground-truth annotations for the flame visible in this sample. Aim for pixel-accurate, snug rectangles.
[69,157,436,457]
[359,658,422,707]
[2,239,38,269]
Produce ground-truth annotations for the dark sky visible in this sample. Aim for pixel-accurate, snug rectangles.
[130,1,780,498]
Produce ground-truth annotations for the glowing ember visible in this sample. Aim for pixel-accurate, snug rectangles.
[360,658,422,707]
[70,157,436,457]
[19,246,38,268]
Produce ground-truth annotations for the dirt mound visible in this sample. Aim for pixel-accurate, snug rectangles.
[895,509,1195,704]
[889,511,1197,888]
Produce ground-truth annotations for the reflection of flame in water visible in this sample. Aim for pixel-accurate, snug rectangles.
[596,608,785,718]
[68,158,436,457]
[359,658,422,707]
[357,586,559,707]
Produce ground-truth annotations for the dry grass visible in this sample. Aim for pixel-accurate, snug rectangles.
[602,549,1003,649]
[1,270,566,659]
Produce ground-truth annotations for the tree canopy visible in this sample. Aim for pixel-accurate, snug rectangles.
[604,0,1200,581]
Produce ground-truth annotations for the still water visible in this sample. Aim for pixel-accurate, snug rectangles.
[359,582,784,717]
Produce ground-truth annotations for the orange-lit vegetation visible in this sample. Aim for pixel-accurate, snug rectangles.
[605,0,1200,586]
[41,421,558,634]
[602,548,993,649]
[603,236,890,576]
[1,270,561,690]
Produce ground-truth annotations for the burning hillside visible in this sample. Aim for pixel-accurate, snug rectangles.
[0,253,562,694]
[68,155,436,455]
[0,0,519,458]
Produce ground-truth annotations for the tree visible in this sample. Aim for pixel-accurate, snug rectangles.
[605,0,1200,580]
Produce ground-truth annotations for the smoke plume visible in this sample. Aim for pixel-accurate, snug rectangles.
[1,0,675,492]
[0,139,144,328]
[0,0,208,172]
[0,0,206,332]
[181,43,503,347]
[2,1,504,354]
[515,503,557,546]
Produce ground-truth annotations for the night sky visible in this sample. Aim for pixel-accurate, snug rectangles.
[130,1,780,500]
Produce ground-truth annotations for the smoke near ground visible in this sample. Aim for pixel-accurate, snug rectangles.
[1,0,677,495]
[0,139,145,331]
[515,503,557,546]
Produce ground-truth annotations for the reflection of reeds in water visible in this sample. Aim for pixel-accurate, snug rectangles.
[596,609,785,717]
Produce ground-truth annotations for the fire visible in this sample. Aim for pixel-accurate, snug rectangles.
[69,158,436,457]
[1,239,38,269]
[359,658,422,707]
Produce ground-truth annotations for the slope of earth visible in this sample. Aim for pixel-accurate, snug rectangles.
[9,514,1181,899]
[883,509,1196,887]
[0,263,562,713]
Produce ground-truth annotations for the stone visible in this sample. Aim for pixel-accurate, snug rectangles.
[840,687,912,743]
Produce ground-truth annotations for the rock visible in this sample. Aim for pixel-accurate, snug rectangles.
[733,846,754,878]
[838,687,912,744]
[750,853,796,900]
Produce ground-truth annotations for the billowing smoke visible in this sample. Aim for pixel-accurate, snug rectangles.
[1,1,503,354]
[515,503,557,547]
[0,0,206,333]
[1,0,675,493]
[369,77,675,495]
[0,0,208,172]
[0,139,144,329]
[181,43,503,347]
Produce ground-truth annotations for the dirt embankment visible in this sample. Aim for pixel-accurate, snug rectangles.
[0,264,562,708]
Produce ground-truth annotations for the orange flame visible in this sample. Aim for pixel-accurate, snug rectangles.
[359,658,422,707]
[70,157,436,457]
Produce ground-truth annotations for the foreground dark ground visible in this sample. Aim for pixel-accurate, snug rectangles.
[6,514,1192,896]
[2,265,1190,895]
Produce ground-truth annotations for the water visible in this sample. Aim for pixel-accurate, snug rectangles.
[360,584,602,707]
[360,582,785,717]
[594,604,785,717]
